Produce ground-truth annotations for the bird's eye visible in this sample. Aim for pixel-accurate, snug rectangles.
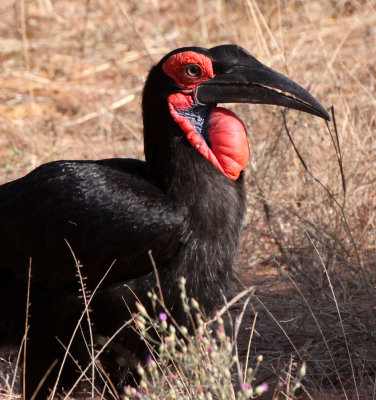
[184,64,202,78]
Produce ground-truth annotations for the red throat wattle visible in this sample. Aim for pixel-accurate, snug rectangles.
[162,50,249,180]
[167,93,250,180]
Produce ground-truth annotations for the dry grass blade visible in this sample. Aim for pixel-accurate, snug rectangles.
[243,312,258,384]
[281,110,364,273]
[304,229,360,400]
[62,318,133,400]
[22,262,31,400]
[29,360,58,400]
[48,242,116,400]
[276,260,349,399]
[326,107,346,199]
[212,287,255,322]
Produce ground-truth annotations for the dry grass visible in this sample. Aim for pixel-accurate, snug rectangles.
[0,0,376,398]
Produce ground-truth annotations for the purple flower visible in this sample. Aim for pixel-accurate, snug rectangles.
[254,382,269,395]
[159,312,167,321]
[147,355,154,364]
[169,372,177,381]
[241,383,250,390]
[134,392,141,398]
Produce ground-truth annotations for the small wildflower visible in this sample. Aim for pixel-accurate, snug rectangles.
[147,355,154,364]
[165,333,175,346]
[223,368,231,379]
[140,380,148,389]
[292,382,301,392]
[254,382,269,395]
[180,326,188,335]
[136,302,148,318]
[299,362,306,378]
[191,298,200,310]
[134,392,141,398]
[137,365,145,376]
[179,277,186,285]
[197,325,204,336]
[216,325,226,341]
[135,319,145,332]
[215,312,224,326]
[159,312,167,321]
[241,381,253,397]
[168,372,177,382]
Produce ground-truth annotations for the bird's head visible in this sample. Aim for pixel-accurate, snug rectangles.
[143,45,329,181]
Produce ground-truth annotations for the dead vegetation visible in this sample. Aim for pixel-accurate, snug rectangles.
[0,0,375,398]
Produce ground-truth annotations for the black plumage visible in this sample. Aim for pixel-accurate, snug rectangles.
[0,45,329,399]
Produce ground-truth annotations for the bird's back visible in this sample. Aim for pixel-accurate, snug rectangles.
[0,158,185,288]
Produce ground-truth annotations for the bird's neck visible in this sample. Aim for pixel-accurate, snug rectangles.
[143,104,247,314]
[165,157,246,314]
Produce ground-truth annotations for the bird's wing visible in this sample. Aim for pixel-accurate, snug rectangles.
[0,159,186,287]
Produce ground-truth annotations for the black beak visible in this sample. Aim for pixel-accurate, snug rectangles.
[196,55,330,121]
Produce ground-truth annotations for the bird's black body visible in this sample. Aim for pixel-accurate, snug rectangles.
[0,159,185,287]
[0,45,329,399]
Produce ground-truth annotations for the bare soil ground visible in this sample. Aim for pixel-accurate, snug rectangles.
[0,0,375,398]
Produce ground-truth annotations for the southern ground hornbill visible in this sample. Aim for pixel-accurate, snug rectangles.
[0,45,329,398]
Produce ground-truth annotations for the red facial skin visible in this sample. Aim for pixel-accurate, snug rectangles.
[163,51,250,181]
[162,51,214,88]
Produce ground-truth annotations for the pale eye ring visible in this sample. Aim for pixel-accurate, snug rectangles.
[184,64,202,78]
